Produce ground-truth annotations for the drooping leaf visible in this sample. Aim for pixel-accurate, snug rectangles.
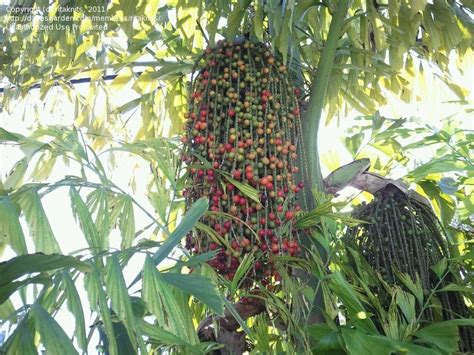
[0,274,50,305]
[0,299,17,323]
[83,267,118,355]
[0,253,92,287]
[151,198,208,265]
[0,195,27,255]
[139,319,195,348]
[2,319,36,355]
[225,176,261,206]
[119,196,135,249]
[142,256,197,342]
[13,188,61,254]
[3,158,28,191]
[62,272,87,352]
[70,187,104,253]
[224,0,252,39]
[105,255,146,353]
[161,273,224,315]
[30,303,79,354]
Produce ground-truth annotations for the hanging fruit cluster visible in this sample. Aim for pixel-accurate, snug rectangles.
[346,186,474,352]
[182,40,305,286]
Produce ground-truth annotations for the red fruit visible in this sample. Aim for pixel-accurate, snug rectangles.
[241,238,250,247]
[260,218,266,226]
[285,211,294,220]
[271,244,279,253]
[228,109,236,117]
[231,240,240,250]
[233,170,242,179]
[266,182,274,190]
[209,242,218,250]
[223,221,232,230]
[269,212,276,221]
[239,197,246,206]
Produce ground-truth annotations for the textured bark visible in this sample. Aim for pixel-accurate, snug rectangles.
[198,298,265,354]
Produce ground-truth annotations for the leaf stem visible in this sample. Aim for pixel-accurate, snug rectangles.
[302,0,350,201]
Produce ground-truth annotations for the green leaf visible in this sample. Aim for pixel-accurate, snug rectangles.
[142,256,197,342]
[438,177,458,195]
[119,196,135,249]
[328,272,378,334]
[0,253,92,287]
[308,324,345,354]
[225,0,252,38]
[225,176,261,206]
[13,188,61,254]
[395,287,416,324]
[415,319,474,353]
[253,1,264,41]
[409,157,468,181]
[344,132,364,157]
[62,272,87,352]
[0,128,24,143]
[341,328,439,355]
[2,319,36,355]
[84,267,118,355]
[394,270,424,306]
[161,273,224,315]
[30,303,79,354]
[277,10,291,63]
[70,187,104,253]
[114,97,142,114]
[152,198,208,265]
[0,274,50,305]
[431,258,447,279]
[0,299,17,323]
[105,255,146,353]
[151,62,194,80]
[139,319,195,348]
[230,252,254,295]
[0,195,27,255]
[438,283,473,293]
[3,158,28,191]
